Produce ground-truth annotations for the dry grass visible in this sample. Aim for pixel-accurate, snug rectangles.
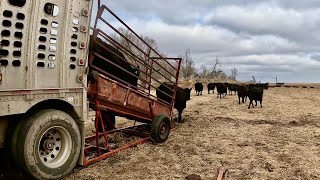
[65,87,320,180]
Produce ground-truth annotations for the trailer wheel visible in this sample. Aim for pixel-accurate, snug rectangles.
[151,115,171,143]
[16,109,81,179]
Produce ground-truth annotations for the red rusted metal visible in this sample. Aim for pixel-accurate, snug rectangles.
[87,75,172,120]
[83,137,150,166]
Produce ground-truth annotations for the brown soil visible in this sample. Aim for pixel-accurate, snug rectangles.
[65,87,320,180]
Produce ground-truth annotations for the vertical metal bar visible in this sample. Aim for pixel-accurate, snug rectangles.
[94,82,101,156]
[170,59,181,117]
[98,0,101,9]
[148,58,154,95]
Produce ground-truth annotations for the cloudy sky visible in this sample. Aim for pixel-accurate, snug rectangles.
[96,0,320,83]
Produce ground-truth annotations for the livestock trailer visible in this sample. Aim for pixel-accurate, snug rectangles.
[0,0,181,179]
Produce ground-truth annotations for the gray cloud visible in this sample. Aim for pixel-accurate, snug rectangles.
[100,1,320,82]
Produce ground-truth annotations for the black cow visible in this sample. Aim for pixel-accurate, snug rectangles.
[256,82,269,90]
[195,82,203,96]
[237,84,248,104]
[207,83,216,94]
[228,83,239,95]
[216,83,228,98]
[248,84,264,109]
[156,83,192,123]
[89,36,140,132]
[89,36,140,88]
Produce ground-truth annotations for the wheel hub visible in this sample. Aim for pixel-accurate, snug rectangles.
[159,122,167,134]
[44,140,54,150]
[38,126,71,167]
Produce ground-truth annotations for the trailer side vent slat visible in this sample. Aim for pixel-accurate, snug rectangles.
[0,40,10,46]
[69,64,76,69]
[41,19,48,25]
[37,62,45,68]
[12,60,21,67]
[48,54,55,61]
[38,53,45,59]
[13,51,21,57]
[14,41,22,47]
[70,49,76,54]
[39,36,47,42]
[50,38,57,44]
[15,22,24,29]
[2,20,12,27]
[0,49,9,56]
[0,60,9,66]
[70,57,76,62]
[40,28,47,34]
[14,32,23,38]
[1,30,10,37]
[8,0,26,7]
[3,10,13,18]
[17,13,25,20]
[38,45,46,51]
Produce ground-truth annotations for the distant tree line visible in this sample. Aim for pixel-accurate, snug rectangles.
[179,49,238,81]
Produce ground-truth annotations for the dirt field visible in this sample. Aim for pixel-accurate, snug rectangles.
[65,87,320,180]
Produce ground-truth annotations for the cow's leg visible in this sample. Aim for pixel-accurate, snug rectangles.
[255,100,257,106]
[208,90,210,94]
[100,111,116,132]
[238,96,241,104]
[177,110,183,123]
[260,100,263,108]
[248,99,252,109]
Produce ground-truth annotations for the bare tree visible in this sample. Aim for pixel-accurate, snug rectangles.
[212,57,221,72]
[230,67,238,81]
[181,48,196,79]
[200,65,208,78]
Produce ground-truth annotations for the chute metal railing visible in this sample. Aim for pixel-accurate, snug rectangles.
[89,3,181,110]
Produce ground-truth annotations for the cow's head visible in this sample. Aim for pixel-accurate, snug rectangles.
[184,88,192,101]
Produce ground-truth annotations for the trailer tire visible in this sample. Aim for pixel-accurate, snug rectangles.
[16,109,81,180]
[151,115,171,143]
[10,118,25,168]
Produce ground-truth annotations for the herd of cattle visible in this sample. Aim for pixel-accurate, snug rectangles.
[196,82,269,108]
[89,39,269,124]
[159,82,269,123]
